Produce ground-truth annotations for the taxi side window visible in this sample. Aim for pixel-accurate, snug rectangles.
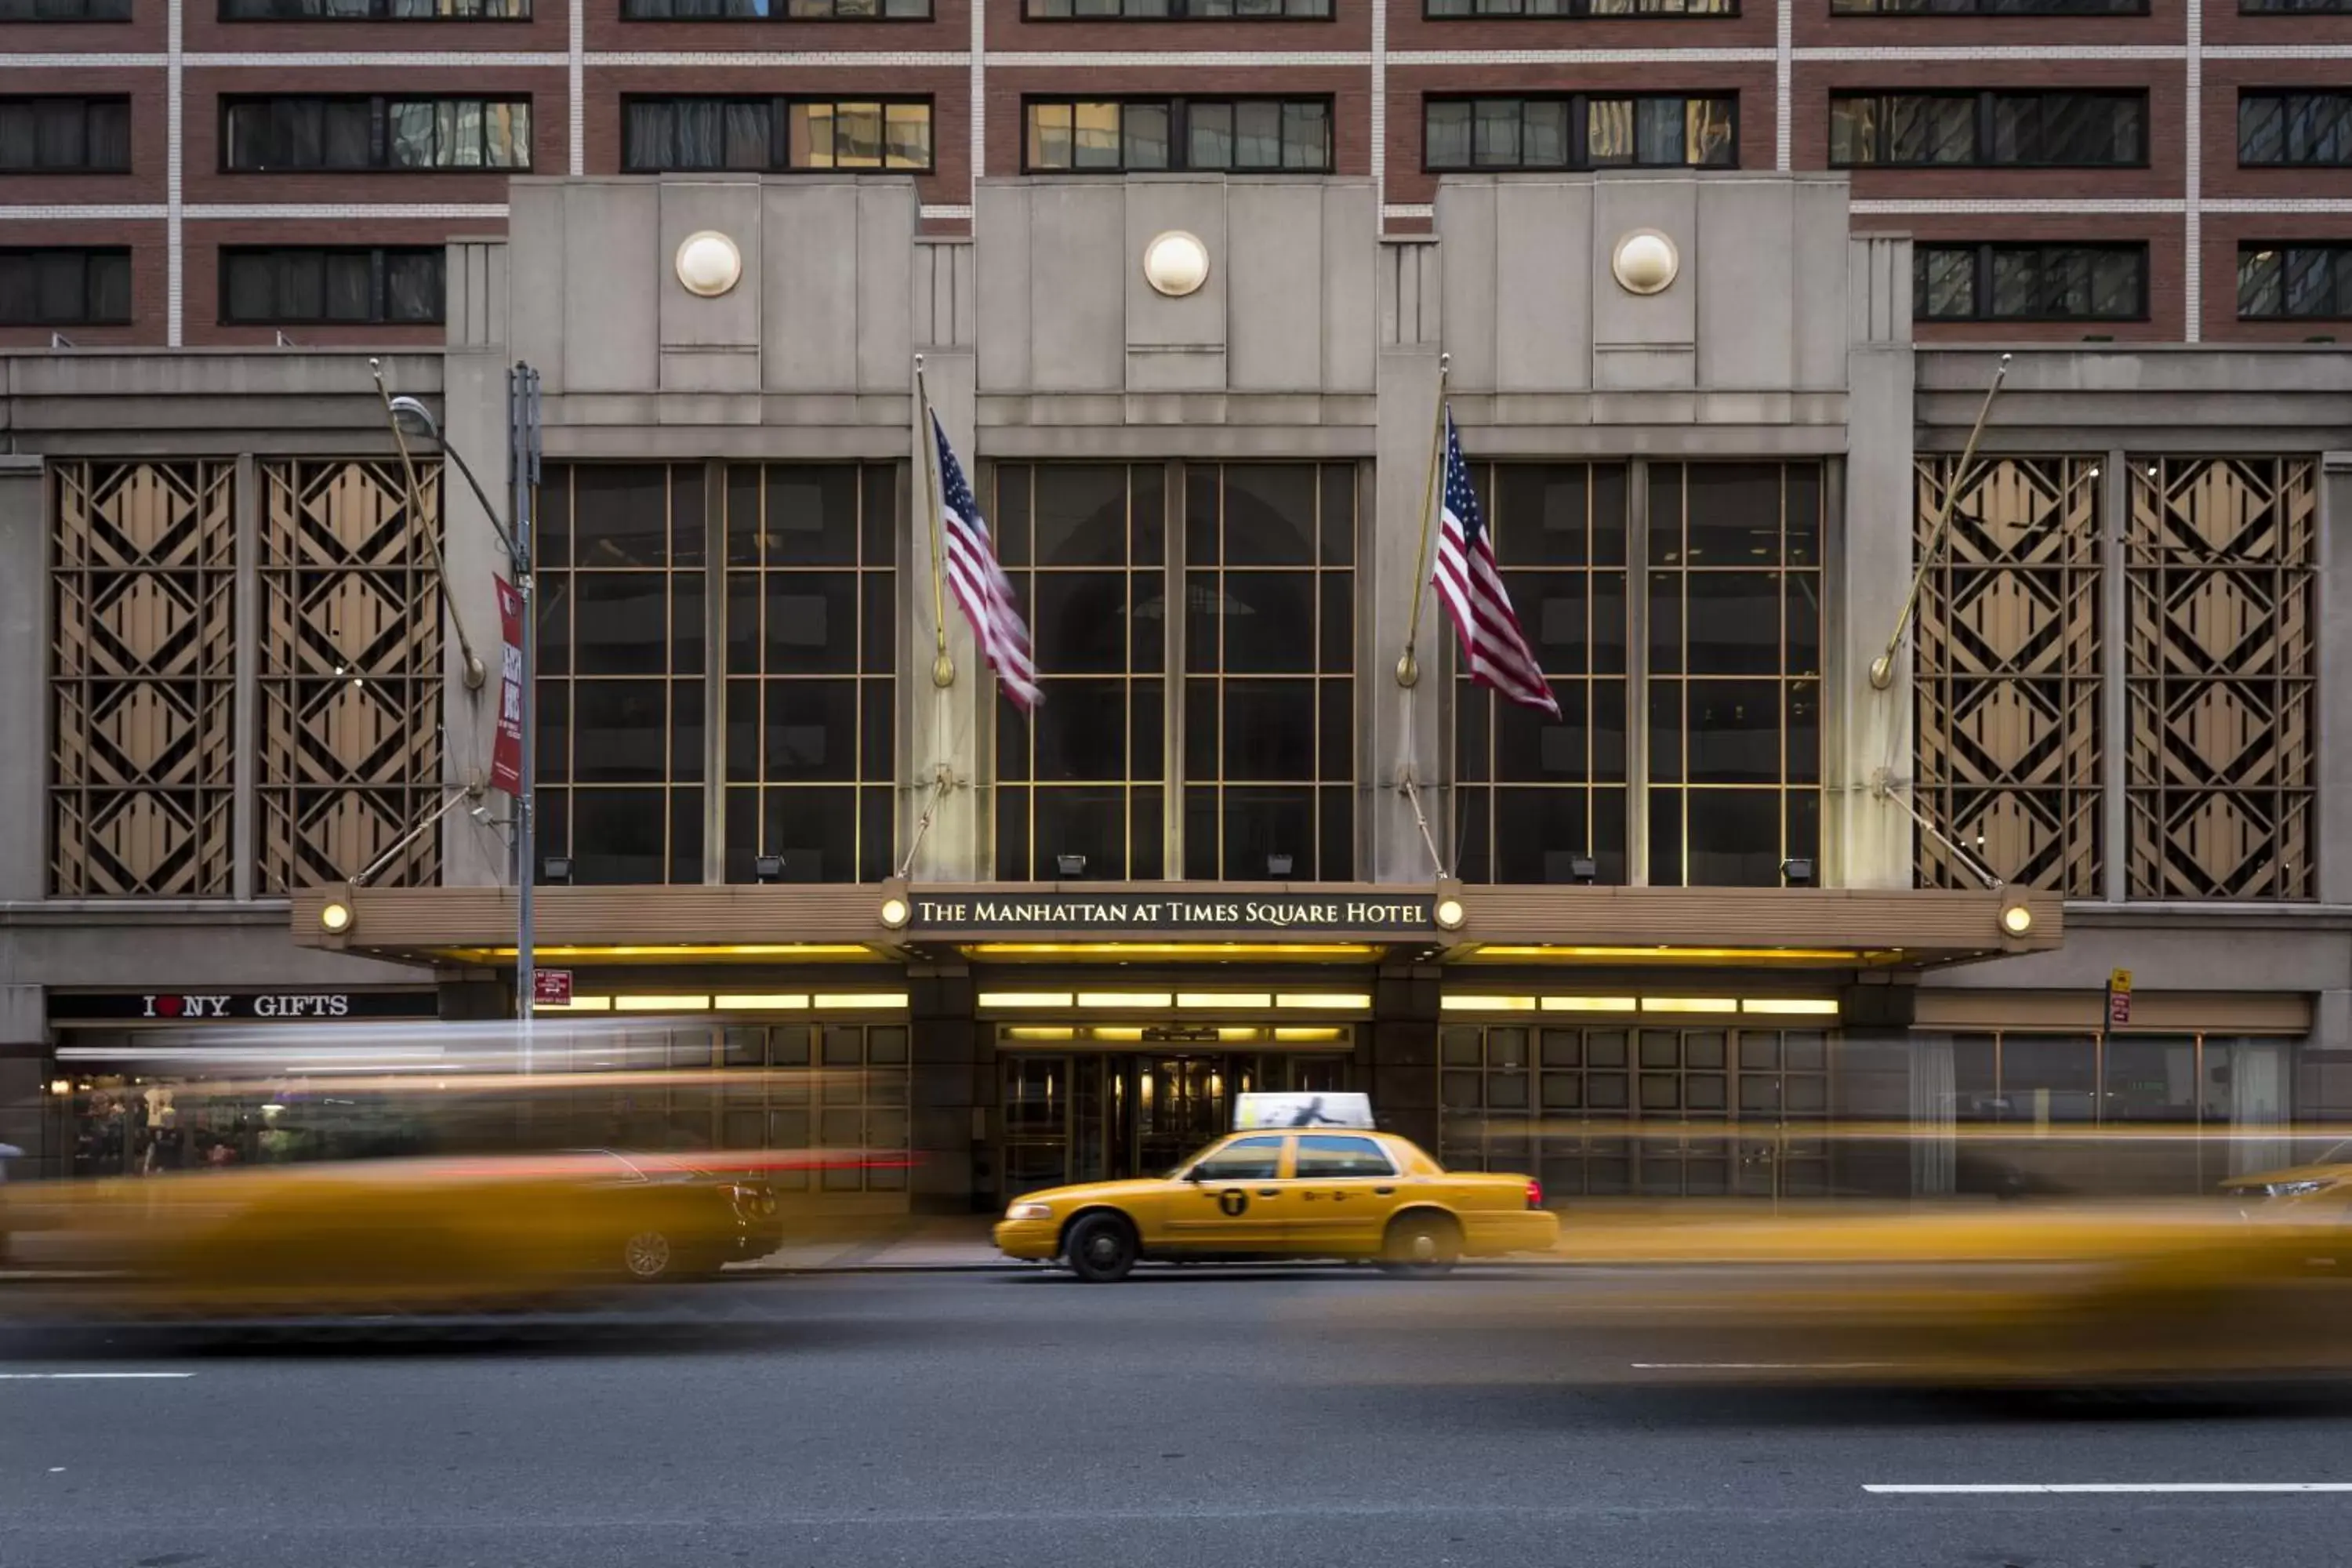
[1191,1136,1283,1182]
[1294,1135,1396,1179]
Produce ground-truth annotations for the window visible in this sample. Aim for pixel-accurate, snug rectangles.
[625,0,931,16]
[718,1023,911,1194]
[2241,0,2352,11]
[622,97,932,171]
[1832,0,2140,12]
[0,97,129,172]
[1454,464,1631,887]
[1183,463,1356,882]
[0,247,129,324]
[220,247,444,325]
[1027,0,1326,13]
[535,464,708,886]
[1424,95,1735,171]
[1189,1136,1283,1181]
[1294,1136,1395,1178]
[1647,463,1822,888]
[1913,242,2146,322]
[2240,243,2352,320]
[1829,92,2143,168]
[1429,0,1734,11]
[220,0,529,16]
[1023,98,1330,172]
[722,465,898,884]
[993,464,1167,882]
[1440,1024,1829,1198]
[221,96,531,172]
[0,0,131,19]
[2239,92,2352,167]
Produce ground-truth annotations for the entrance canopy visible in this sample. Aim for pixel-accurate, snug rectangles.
[289,880,2060,973]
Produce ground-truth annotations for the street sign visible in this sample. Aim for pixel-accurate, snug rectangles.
[2107,967,2132,1028]
[533,970,573,1006]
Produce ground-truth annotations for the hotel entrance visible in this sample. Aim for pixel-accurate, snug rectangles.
[997,1025,1352,1196]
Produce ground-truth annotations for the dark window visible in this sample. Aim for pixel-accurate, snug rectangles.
[220,0,528,16]
[1189,1136,1283,1181]
[622,96,932,171]
[2239,92,2352,166]
[1830,91,2143,168]
[0,97,129,172]
[1029,0,1327,13]
[1294,1135,1396,1178]
[722,463,898,885]
[1182,463,1357,883]
[1913,243,2146,322]
[626,0,929,13]
[1425,95,1736,171]
[221,96,531,172]
[220,247,445,325]
[1832,0,2140,12]
[0,0,132,18]
[1024,98,1330,172]
[993,463,1167,883]
[1453,463,1632,888]
[2239,244,2352,320]
[2241,0,2352,11]
[0,247,129,325]
[1428,0,1733,13]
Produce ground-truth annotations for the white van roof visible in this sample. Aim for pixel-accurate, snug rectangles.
[1232,1091,1375,1131]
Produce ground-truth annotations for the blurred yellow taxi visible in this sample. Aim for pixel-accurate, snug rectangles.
[994,1115,1559,1283]
[2220,1139,2352,1208]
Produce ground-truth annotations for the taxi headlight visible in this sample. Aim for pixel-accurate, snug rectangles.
[2267,1180,2332,1198]
[1006,1201,1054,1221]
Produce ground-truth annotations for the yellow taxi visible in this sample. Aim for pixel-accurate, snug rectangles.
[993,1099,1559,1282]
[2220,1139,2352,1208]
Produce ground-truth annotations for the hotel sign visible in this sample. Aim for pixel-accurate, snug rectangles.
[907,893,1436,935]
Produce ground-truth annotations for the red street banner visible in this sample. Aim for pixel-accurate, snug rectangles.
[533,970,572,1006]
[490,576,524,797]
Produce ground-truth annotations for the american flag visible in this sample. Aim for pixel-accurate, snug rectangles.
[932,412,1041,711]
[1430,409,1561,720]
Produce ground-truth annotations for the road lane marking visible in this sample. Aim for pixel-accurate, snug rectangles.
[1866,1484,2352,1495]
[0,1371,195,1381]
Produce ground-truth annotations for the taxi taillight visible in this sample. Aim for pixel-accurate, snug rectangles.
[1526,1179,1544,1210]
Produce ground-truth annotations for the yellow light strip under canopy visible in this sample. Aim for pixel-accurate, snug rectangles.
[978,993,1075,1010]
[1075,991,1175,1010]
[536,996,612,1013]
[1466,946,1864,964]
[464,944,879,960]
[1276,993,1373,1011]
[1436,994,1837,1018]
[1178,993,1274,1010]
[1740,998,1842,1016]
[614,994,712,1012]
[813,993,910,1010]
[714,994,811,1011]
[1640,997,1741,1014]
[1541,996,1640,1013]
[1439,996,1537,1013]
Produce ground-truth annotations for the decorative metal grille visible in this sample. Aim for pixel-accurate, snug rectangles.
[1914,456,2103,895]
[49,462,238,896]
[256,459,445,891]
[2126,457,2317,901]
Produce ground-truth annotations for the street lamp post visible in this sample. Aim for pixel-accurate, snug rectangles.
[388,365,543,1034]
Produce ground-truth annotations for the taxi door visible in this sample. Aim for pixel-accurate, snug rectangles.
[1162,1134,1290,1254]
[1286,1134,1406,1254]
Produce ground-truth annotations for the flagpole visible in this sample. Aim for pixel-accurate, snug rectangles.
[1394,352,1451,688]
[913,354,955,690]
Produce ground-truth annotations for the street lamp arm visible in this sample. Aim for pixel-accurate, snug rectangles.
[385,392,525,572]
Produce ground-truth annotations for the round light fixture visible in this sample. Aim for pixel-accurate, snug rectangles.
[674,230,743,299]
[1142,230,1210,299]
[880,896,911,931]
[1434,897,1467,932]
[320,901,353,935]
[1611,230,1679,296]
[1999,903,2034,937]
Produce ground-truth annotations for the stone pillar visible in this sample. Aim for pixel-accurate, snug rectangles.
[905,352,987,883]
[2318,453,2352,905]
[0,453,45,902]
[1832,235,1917,889]
[0,984,46,1178]
[1369,348,1447,887]
[1370,964,1442,1152]
[908,964,982,1214]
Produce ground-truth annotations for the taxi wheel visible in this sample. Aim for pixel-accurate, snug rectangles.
[1378,1212,1461,1279]
[622,1229,677,1283]
[1064,1213,1138,1283]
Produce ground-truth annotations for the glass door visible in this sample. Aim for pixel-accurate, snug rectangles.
[1003,1054,1072,1199]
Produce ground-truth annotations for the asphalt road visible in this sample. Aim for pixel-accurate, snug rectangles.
[5,1266,2352,1568]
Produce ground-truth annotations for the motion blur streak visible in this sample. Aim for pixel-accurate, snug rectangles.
[1283,1201,2352,1393]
